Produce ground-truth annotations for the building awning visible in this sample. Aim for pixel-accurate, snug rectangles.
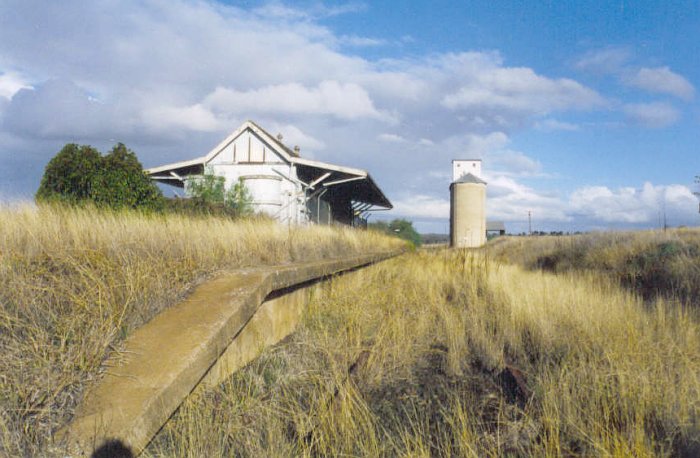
[292,158,392,209]
[147,157,205,188]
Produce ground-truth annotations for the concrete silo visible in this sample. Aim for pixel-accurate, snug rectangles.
[450,160,486,248]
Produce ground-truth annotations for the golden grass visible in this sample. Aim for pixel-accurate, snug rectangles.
[486,228,700,304]
[147,249,700,457]
[0,204,403,456]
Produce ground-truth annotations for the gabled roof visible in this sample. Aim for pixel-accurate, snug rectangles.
[146,121,392,208]
[246,120,300,158]
[452,172,487,185]
[202,120,300,164]
[146,120,300,177]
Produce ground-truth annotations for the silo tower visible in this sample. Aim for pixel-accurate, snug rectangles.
[450,159,486,248]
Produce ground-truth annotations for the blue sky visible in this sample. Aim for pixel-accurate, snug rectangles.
[0,0,699,233]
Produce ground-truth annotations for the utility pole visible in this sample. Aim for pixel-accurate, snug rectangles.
[694,176,700,214]
[528,210,532,235]
[663,196,667,232]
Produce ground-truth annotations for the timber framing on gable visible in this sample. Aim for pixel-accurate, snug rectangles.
[145,120,392,223]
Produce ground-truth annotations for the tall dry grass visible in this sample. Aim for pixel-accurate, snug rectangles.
[487,228,700,305]
[147,249,700,457]
[0,203,403,456]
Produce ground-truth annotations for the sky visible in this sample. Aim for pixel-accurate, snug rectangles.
[0,0,699,233]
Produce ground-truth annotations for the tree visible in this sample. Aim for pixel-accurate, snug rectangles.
[90,143,164,210]
[37,142,164,210]
[36,144,101,203]
[369,218,422,246]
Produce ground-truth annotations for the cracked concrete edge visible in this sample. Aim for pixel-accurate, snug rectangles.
[55,248,405,456]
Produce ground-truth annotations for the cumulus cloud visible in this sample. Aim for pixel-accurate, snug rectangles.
[391,194,450,219]
[442,57,605,117]
[252,1,366,20]
[391,179,698,230]
[569,182,697,224]
[3,79,132,140]
[575,47,632,75]
[438,131,509,158]
[575,47,694,132]
[378,133,406,143]
[623,102,680,128]
[203,81,388,121]
[141,104,225,133]
[487,150,542,176]
[626,66,695,100]
[264,122,325,151]
[0,72,31,99]
[338,35,386,47]
[535,118,580,131]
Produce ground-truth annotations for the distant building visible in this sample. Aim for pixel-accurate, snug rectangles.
[146,120,392,226]
[486,221,506,237]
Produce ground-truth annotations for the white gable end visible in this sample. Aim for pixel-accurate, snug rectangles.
[207,129,287,165]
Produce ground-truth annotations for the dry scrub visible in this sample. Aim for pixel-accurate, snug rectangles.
[0,204,403,456]
[487,229,700,305]
[147,249,700,457]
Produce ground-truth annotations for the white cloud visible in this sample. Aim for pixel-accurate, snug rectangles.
[3,79,133,140]
[339,35,386,47]
[0,72,31,99]
[487,150,542,176]
[535,118,580,131]
[391,179,698,229]
[439,131,509,158]
[483,175,569,222]
[265,122,325,151]
[392,194,450,219]
[378,133,406,143]
[575,47,632,75]
[203,81,388,121]
[623,102,680,128]
[626,66,695,100]
[442,62,605,116]
[569,182,697,224]
[142,104,225,132]
[253,2,366,20]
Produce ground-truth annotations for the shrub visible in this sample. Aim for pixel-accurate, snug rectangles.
[186,171,227,204]
[90,143,164,210]
[186,169,253,217]
[369,218,422,247]
[226,177,253,216]
[36,144,102,203]
[36,142,164,210]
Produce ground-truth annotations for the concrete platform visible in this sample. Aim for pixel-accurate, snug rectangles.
[56,251,401,456]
